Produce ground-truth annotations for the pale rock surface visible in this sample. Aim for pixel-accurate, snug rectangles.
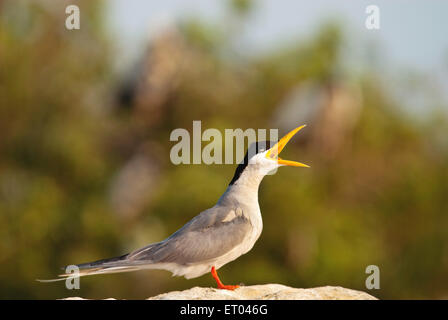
[148,284,377,300]
[65,284,377,300]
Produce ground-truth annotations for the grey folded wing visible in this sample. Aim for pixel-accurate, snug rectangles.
[127,206,252,265]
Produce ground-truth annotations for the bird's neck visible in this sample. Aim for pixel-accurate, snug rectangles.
[219,167,265,206]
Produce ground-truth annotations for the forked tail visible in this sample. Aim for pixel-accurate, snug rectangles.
[36,253,140,282]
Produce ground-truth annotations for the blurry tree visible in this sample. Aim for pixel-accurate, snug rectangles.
[0,0,118,298]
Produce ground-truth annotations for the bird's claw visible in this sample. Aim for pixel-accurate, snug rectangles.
[217,284,239,290]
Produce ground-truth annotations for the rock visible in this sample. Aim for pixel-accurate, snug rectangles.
[148,285,377,300]
[63,285,377,300]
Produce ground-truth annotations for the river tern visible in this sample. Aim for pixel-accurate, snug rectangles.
[42,125,309,290]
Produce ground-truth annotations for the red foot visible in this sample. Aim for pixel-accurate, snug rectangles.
[217,283,240,290]
[211,266,240,291]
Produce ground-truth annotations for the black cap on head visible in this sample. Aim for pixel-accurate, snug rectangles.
[229,141,275,185]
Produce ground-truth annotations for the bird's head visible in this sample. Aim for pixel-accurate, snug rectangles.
[229,125,309,185]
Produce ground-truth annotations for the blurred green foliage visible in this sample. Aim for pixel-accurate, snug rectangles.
[0,1,447,299]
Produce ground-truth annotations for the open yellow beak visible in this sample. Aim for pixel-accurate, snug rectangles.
[265,125,310,168]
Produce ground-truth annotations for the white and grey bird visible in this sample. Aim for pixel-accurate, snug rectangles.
[43,125,309,290]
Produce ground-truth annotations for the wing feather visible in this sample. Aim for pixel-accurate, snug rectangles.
[128,206,251,265]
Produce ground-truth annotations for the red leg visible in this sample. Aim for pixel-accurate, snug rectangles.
[211,266,239,290]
